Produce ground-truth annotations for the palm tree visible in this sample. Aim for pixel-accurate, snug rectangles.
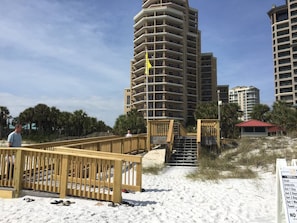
[49,106,61,133]
[19,107,34,135]
[249,104,271,122]
[271,101,297,133]
[0,106,10,139]
[57,111,73,136]
[33,104,51,135]
[113,109,146,136]
[71,110,87,136]
[220,103,242,138]
[194,102,218,120]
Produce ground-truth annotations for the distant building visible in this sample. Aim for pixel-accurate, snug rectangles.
[236,119,275,137]
[268,2,297,107]
[124,88,131,114]
[200,53,218,102]
[217,85,229,104]
[229,86,260,121]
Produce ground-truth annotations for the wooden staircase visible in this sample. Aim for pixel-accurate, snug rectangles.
[167,136,198,166]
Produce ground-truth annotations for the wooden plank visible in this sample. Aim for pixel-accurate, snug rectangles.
[197,119,201,143]
[112,159,122,203]
[59,155,69,198]
[14,149,24,198]
[0,188,15,198]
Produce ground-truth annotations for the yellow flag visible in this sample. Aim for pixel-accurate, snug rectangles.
[145,52,152,75]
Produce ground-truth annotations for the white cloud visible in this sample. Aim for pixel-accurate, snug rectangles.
[0,0,131,126]
[0,0,287,127]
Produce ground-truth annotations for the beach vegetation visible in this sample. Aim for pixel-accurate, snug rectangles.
[187,136,297,181]
[142,164,165,175]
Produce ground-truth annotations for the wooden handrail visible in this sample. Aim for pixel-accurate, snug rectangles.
[55,146,142,191]
[25,134,148,155]
[27,135,118,149]
[0,147,143,202]
[166,120,175,162]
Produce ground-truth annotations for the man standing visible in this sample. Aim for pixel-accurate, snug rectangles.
[7,124,22,147]
[125,129,132,137]
[6,124,22,179]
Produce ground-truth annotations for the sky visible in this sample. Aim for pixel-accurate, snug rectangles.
[0,0,286,127]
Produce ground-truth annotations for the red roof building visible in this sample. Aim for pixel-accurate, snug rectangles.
[236,119,279,137]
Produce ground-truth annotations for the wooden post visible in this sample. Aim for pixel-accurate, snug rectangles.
[147,121,151,151]
[135,159,142,191]
[197,119,201,143]
[216,120,221,153]
[14,149,24,198]
[276,158,287,223]
[112,159,122,203]
[59,155,69,198]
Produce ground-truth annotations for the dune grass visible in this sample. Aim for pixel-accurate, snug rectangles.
[187,136,297,181]
[142,164,165,175]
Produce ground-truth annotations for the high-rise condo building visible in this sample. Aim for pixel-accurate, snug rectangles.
[124,88,131,114]
[200,53,217,102]
[129,0,203,125]
[268,1,297,106]
[229,86,260,121]
[217,85,229,104]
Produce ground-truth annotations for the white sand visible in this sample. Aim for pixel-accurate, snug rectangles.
[0,165,276,223]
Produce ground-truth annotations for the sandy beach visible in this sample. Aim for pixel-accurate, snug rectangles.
[0,165,276,223]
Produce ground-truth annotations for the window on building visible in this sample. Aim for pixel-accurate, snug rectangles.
[276,12,288,22]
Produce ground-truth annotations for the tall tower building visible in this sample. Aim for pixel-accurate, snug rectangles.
[268,1,297,106]
[130,0,202,124]
[229,86,260,121]
[200,53,217,102]
[217,85,229,104]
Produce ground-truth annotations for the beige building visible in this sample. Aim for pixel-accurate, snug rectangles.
[268,1,297,106]
[124,88,131,114]
[128,0,203,125]
[229,86,260,121]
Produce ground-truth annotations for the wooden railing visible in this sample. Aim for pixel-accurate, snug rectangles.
[27,135,118,150]
[147,120,171,150]
[0,146,143,203]
[147,120,189,162]
[65,134,147,154]
[0,123,193,201]
[197,119,220,154]
[166,120,175,162]
[26,134,147,155]
[53,147,142,192]
[178,123,187,137]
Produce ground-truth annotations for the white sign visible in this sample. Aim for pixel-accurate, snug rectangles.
[280,167,297,223]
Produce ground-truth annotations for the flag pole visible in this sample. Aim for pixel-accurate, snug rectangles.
[145,50,152,127]
[146,74,149,127]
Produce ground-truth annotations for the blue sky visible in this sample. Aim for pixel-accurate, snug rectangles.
[0,0,285,126]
